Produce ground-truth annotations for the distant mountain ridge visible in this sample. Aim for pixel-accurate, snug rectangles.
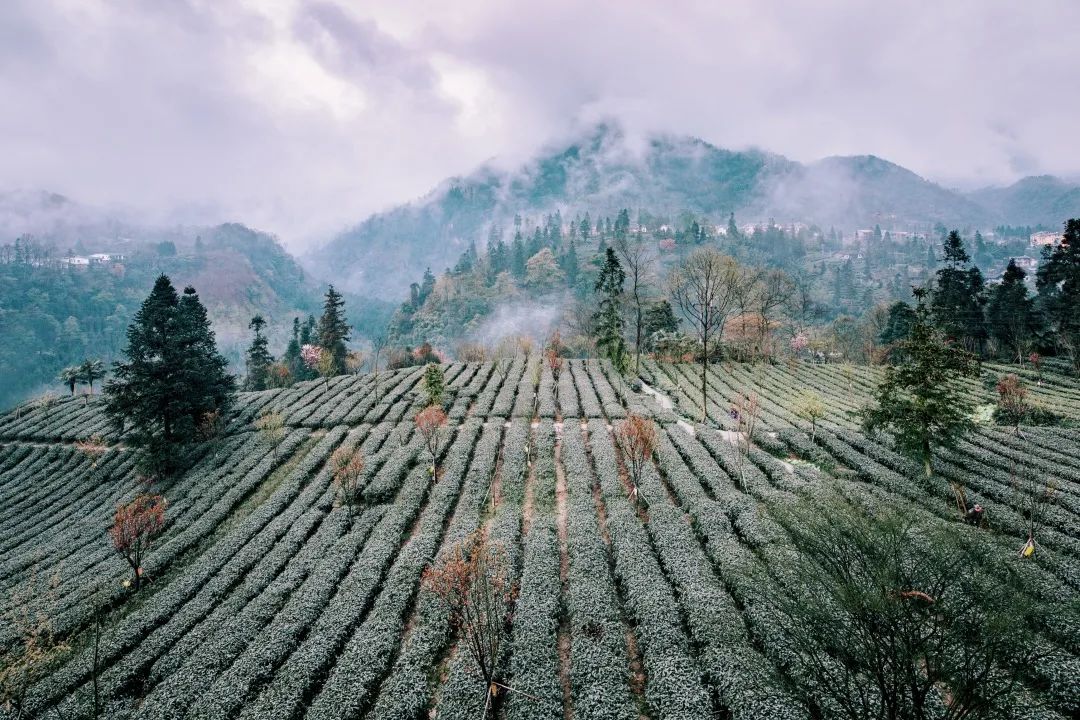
[307,124,1080,297]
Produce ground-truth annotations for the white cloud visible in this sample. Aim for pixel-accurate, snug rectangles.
[1,0,1078,247]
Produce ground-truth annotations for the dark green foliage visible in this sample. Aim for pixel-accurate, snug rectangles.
[317,286,351,376]
[833,259,856,307]
[511,232,527,279]
[643,299,679,348]
[0,224,318,409]
[423,362,446,408]
[560,239,579,288]
[863,288,980,479]
[879,301,917,349]
[283,317,311,383]
[931,231,987,352]
[79,358,106,394]
[104,275,235,476]
[593,247,628,372]
[1036,219,1080,374]
[986,260,1041,361]
[58,366,80,396]
[244,315,274,391]
[760,492,1061,720]
[418,269,436,306]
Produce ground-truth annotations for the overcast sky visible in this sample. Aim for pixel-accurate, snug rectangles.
[2,0,1077,248]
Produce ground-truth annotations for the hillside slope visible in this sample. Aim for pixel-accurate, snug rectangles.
[308,124,1072,298]
[967,175,1080,227]
[1,358,1077,718]
[0,222,320,410]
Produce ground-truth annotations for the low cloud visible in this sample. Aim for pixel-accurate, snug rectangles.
[1,0,1077,248]
[470,299,564,348]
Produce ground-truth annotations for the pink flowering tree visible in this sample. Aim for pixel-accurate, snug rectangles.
[790,333,809,356]
[301,344,323,370]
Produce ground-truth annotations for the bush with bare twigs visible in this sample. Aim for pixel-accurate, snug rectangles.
[330,445,365,516]
[614,413,656,505]
[416,405,448,480]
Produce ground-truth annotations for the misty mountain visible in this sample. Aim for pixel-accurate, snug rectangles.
[307,123,1071,298]
[0,189,125,243]
[967,175,1080,227]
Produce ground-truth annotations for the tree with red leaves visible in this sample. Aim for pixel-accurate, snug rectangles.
[109,495,167,591]
[615,413,657,505]
[416,405,448,481]
[330,446,365,517]
[421,530,513,717]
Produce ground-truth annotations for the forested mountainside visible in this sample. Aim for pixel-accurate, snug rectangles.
[307,123,1080,297]
[967,175,1080,227]
[0,223,319,409]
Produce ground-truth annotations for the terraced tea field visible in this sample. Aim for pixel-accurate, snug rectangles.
[1,358,1078,719]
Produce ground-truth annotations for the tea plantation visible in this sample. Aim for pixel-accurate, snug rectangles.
[1,358,1078,719]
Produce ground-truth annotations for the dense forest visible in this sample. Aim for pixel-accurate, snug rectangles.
[0,224,321,409]
[382,207,1054,368]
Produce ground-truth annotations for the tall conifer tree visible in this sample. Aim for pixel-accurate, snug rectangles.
[317,285,351,376]
[593,247,628,371]
[931,231,987,353]
[1036,218,1080,374]
[987,260,1040,362]
[105,275,235,476]
[244,315,274,391]
[863,287,980,482]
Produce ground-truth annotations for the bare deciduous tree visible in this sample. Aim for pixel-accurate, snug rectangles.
[330,446,365,517]
[416,405,448,480]
[614,232,657,375]
[370,331,388,403]
[757,493,1058,720]
[75,433,109,467]
[422,531,514,718]
[668,249,742,422]
[614,413,657,504]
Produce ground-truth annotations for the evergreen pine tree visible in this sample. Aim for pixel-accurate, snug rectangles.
[614,208,630,242]
[863,287,980,482]
[105,276,235,476]
[727,212,740,241]
[562,239,579,288]
[317,285,351,376]
[528,227,544,258]
[244,315,274,391]
[177,285,235,421]
[1035,218,1080,374]
[593,247,628,371]
[418,269,436,305]
[931,231,987,353]
[511,232,527,279]
[986,259,1041,362]
[299,315,315,345]
[880,301,918,350]
[284,317,304,382]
